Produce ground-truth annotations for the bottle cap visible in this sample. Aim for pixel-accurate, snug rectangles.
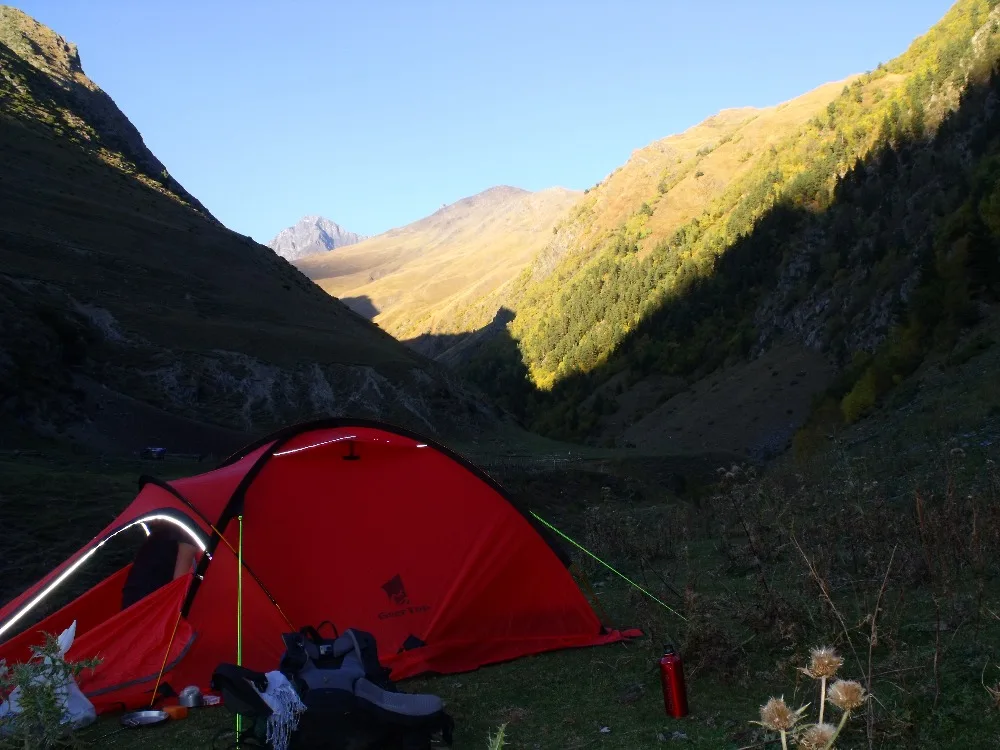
[662,643,675,655]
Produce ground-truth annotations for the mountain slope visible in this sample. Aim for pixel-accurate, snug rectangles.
[268,215,365,261]
[461,0,1000,446]
[436,80,857,371]
[0,6,496,450]
[296,185,580,353]
[0,6,215,221]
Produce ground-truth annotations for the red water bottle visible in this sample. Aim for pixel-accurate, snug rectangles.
[659,644,688,717]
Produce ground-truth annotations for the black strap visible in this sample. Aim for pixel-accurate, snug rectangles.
[440,712,455,745]
[317,620,340,637]
[212,663,269,692]
[299,625,323,644]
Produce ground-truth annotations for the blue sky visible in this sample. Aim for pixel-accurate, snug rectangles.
[17,1,955,242]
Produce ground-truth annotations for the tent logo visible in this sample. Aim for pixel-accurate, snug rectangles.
[378,574,430,620]
[382,574,409,605]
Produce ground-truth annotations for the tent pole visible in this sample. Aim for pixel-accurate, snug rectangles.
[205,522,296,631]
[236,514,244,744]
[148,607,183,707]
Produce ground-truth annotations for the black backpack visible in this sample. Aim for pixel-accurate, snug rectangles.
[211,626,454,750]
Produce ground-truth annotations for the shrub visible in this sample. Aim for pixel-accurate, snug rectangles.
[0,633,100,749]
[840,367,878,423]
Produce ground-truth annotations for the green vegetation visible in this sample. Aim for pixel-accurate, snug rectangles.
[0,633,101,749]
[460,0,1000,443]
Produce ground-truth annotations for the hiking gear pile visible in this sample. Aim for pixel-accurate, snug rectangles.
[211,625,454,750]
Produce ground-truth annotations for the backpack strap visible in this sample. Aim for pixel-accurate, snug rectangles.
[440,711,455,745]
[316,620,340,638]
[299,625,324,644]
[345,629,394,688]
[210,664,273,718]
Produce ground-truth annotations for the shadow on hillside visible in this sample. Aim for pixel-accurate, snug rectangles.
[411,67,1000,444]
[403,307,516,360]
[341,295,380,320]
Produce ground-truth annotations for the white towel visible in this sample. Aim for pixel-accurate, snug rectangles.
[255,670,306,750]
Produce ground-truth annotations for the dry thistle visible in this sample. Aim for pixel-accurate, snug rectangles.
[754,696,809,750]
[802,647,843,679]
[796,723,837,750]
[818,680,867,748]
[799,646,843,724]
[827,679,867,712]
[760,697,799,731]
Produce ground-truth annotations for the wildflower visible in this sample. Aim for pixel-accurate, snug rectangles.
[797,723,836,750]
[801,647,842,679]
[827,680,867,712]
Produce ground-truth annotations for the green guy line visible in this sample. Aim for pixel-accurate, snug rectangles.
[530,511,687,622]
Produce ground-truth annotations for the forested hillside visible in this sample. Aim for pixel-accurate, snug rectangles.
[461,0,1000,443]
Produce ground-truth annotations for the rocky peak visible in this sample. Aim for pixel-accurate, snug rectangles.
[268,216,366,261]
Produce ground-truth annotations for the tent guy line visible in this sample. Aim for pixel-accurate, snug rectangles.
[529,511,688,622]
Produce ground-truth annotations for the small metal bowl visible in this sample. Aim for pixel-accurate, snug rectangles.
[120,709,170,728]
[178,685,204,708]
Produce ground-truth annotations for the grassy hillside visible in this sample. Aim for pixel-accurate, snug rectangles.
[0,6,497,450]
[297,185,580,354]
[461,0,1000,446]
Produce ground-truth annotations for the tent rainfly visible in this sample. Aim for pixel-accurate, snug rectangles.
[0,420,638,713]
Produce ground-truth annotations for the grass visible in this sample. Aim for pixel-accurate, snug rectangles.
[5,421,1000,748]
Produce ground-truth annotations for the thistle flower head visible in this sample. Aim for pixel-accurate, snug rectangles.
[827,679,867,712]
[801,646,843,679]
[758,696,806,732]
[796,723,837,750]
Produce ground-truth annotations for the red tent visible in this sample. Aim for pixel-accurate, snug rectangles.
[0,420,636,713]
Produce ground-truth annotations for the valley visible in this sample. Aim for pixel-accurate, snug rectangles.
[1,0,1000,748]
